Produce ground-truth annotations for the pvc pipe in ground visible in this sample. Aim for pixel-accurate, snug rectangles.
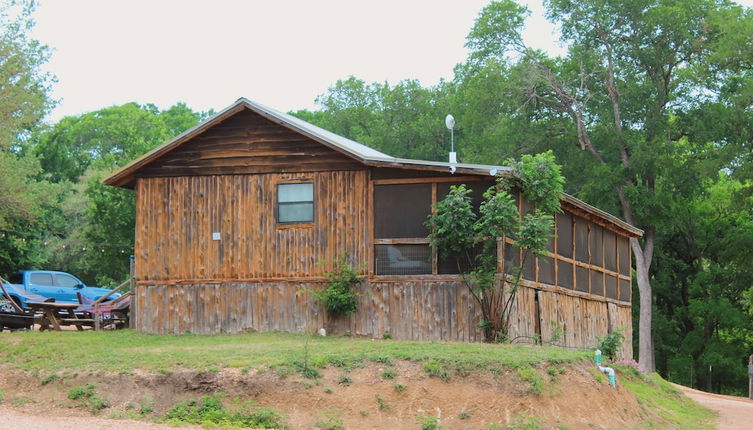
[594,349,616,388]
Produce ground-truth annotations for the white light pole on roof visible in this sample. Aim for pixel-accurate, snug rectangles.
[445,114,457,168]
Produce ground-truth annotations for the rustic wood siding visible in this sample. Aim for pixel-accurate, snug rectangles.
[135,171,369,281]
[133,280,632,358]
[136,109,363,178]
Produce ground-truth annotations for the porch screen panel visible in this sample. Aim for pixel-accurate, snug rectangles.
[375,244,432,275]
[618,237,630,276]
[605,274,618,299]
[575,265,589,293]
[575,217,589,263]
[374,183,431,238]
[523,253,536,281]
[503,242,519,272]
[590,224,603,267]
[590,270,604,296]
[619,279,631,302]
[604,230,617,272]
[439,243,490,274]
[557,260,573,289]
[556,213,573,258]
[538,256,555,285]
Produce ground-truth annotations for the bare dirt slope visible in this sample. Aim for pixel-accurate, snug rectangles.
[675,384,753,430]
[0,362,694,429]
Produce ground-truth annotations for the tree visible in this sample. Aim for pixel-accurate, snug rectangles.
[293,76,453,161]
[464,0,752,372]
[0,0,57,276]
[427,152,564,342]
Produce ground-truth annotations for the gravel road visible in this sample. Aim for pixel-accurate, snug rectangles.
[675,383,753,430]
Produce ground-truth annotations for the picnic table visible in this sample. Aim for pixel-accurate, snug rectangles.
[26,302,94,331]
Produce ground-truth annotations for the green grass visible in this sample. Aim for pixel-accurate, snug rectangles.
[618,370,716,430]
[0,330,589,373]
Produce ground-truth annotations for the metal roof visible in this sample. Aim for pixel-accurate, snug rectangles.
[102,97,642,237]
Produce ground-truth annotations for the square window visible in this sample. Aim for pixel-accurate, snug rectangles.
[277,183,314,223]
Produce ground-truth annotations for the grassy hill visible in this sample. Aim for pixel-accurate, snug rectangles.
[0,330,714,429]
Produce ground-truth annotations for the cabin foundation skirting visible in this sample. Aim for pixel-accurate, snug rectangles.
[133,280,632,358]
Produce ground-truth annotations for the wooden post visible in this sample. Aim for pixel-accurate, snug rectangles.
[129,255,136,329]
[748,354,753,399]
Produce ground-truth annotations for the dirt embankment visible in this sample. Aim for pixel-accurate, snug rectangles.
[0,361,662,429]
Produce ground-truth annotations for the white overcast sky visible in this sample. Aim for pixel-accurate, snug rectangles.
[31,0,753,123]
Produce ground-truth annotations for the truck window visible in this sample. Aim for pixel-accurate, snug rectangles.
[29,273,53,286]
[9,273,22,284]
[54,274,80,288]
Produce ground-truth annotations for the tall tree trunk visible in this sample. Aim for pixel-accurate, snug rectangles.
[632,240,655,372]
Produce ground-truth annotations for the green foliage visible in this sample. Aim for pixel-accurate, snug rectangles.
[68,384,96,400]
[458,411,471,420]
[422,359,451,382]
[621,371,715,429]
[516,366,545,396]
[164,393,286,429]
[337,375,351,386]
[40,374,58,385]
[67,384,108,413]
[427,152,562,342]
[504,415,544,430]
[314,254,365,317]
[596,328,625,361]
[380,368,397,380]
[393,383,406,393]
[314,410,343,430]
[417,414,441,430]
[374,394,391,411]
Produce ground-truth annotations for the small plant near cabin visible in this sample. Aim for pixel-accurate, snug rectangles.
[423,359,451,382]
[371,355,395,366]
[459,411,471,420]
[382,332,392,340]
[68,384,96,400]
[516,366,545,396]
[139,396,154,415]
[427,152,564,342]
[596,328,625,360]
[314,410,344,430]
[505,414,545,430]
[337,375,352,386]
[359,410,369,417]
[417,414,441,430]
[163,393,286,429]
[323,387,333,394]
[68,384,109,414]
[314,254,365,317]
[393,383,407,393]
[381,368,397,379]
[375,394,392,411]
[40,374,59,385]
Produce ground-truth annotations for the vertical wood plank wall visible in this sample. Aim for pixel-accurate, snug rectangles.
[134,172,632,358]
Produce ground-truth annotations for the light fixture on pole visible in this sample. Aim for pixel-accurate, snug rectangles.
[445,114,456,165]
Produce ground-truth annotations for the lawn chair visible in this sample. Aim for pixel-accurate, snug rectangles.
[0,277,44,331]
[76,279,132,330]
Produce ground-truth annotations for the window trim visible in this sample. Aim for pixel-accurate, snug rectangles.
[276,182,315,225]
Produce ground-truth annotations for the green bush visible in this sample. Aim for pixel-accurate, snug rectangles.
[164,393,286,429]
[314,255,365,317]
[596,328,625,360]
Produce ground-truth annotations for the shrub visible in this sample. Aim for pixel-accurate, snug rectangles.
[164,394,286,429]
[423,359,450,382]
[314,254,364,317]
[596,328,625,360]
[381,369,397,379]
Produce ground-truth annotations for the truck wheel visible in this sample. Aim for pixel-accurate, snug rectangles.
[0,298,21,313]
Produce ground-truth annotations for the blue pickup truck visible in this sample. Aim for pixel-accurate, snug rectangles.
[0,270,119,312]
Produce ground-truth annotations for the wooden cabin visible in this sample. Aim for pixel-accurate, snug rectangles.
[104,98,642,356]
